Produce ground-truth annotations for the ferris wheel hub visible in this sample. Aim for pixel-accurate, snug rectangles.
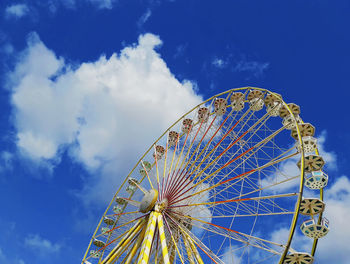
[155,198,168,213]
[139,189,158,213]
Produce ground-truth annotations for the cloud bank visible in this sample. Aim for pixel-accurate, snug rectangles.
[5,4,29,19]
[8,32,202,204]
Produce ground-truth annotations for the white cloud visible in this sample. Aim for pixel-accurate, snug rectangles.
[222,246,242,264]
[5,4,29,18]
[173,44,187,59]
[234,60,269,77]
[0,248,5,259]
[46,0,116,11]
[137,8,152,28]
[8,32,202,204]
[212,57,228,69]
[24,234,61,255]
[315,175,350,263]
[270,226,312,253]
[1,43,14,55]
[317,130,337,170]
[89,0,115,9]
[0,247,25,264]
[210,54,269,78]
[0,151,14,172]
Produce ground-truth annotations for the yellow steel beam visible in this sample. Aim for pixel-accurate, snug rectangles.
[186,234,204,264]
[183,233,195,264]
[137,212,158,264]
[124,222,147,264]
[104,218,146,264]
[157,214,170,264]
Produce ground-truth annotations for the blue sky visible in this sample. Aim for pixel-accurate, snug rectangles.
[0,0,350,263]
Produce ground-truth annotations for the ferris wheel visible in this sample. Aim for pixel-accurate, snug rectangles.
[82,87,329,264]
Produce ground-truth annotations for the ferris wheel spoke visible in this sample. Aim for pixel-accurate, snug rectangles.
[161,138,169,198]
[167,113,221,200]
[182,100,243,177]
[153,145,162,192]
[169,114,283,204]
[203,145,297,199]
[207,174,295,214]
[176,213,285,255]
[141,160,155,190]
[104,210,140,218]
[170,192,297,209]
[165,118,206,202]
[189,96,270,181]
[161,129,180,201]
[163,122,193,201]
[197,109,279,187]
[205,172,299,213]
[166,109,238,203]
[221,174,300,210]
[165,212,224,264]
[177,118,205,173]
[193,121,287,188]
[194,211,295,219]
[169,149,297,207]
[185,109,257,185]
[172,102,256,198]
[163,214,185,264]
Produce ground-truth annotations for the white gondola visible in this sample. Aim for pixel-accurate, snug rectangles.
[300,198,325,216]
[153,145,165,160]
[113,205,123,214]
[198,107,209,122]
[284,252,314,264]
[182,118,193,133]
[280,103,301,130]
[168,131,179,147]
[305,171,329,189]
[296,136,317,154]
[89,250,102,258]
[140,161,152,177]
[267,101,282,116]
[248,90,264,111]
[300,218,329,239]
[282,114,302,130]
[126,178,138,194]
[101,227,111,234]
[214,98,227,116]
[264,93,282,116]
[230,92,245,111]
[128,177,138,186]
[126,185,137,194]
